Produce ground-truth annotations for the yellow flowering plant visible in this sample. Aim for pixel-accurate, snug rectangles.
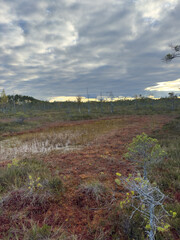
[28,175,43,192]
[115,172,174,240]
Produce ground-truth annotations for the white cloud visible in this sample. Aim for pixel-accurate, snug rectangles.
[0,24,25,48]
[145,79,180,92]
[135,0,178,20]
[0,3,16,24]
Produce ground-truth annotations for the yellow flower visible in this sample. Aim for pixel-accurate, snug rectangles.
[164,224,170,229]
[157,223,170,232]
[173,212,177,218]
[37,183,42,188]
[115,179,121,185]
[134,177,140,181]
[141,204,145,210]
[157,227,164,232]
[145,224,150,230]
[116,172,122,177]
[120,202,124,209]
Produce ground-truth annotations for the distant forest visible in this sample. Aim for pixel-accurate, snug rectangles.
[7,94,42,103]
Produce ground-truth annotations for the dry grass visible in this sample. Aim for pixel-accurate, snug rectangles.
[0,118,125,161]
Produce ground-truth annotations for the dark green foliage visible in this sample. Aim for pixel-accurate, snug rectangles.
[7,94,41,104]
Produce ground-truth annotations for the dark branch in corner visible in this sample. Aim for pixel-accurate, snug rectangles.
[162,44,180,62]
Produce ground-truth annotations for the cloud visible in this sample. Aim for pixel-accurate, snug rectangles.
[135,0,178,20]
[0,0,180,99]
[49,96,97,102]
[145,79,180,92]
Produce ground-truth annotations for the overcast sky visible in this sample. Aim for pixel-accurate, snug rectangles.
[0,0,180,101]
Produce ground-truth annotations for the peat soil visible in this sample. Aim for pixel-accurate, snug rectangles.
[0,115,175,239]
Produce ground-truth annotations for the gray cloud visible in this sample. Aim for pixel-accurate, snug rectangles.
[0,0,180,100]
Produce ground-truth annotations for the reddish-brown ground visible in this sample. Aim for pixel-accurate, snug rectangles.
[0,115,177,239]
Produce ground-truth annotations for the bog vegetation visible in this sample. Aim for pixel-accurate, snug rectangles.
[0,91,179,239]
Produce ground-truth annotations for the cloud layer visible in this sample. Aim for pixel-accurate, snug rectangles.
[0,0,180,100]
[145,79,180,92]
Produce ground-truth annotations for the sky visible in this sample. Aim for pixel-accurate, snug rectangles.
[0,0,180,101]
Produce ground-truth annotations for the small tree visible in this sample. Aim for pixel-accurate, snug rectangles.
[115,173,175,240]
[86,88,91,114]
[98,92,104,113]
[168,92,177,111]
[76,95,82,114]
[0,89,8,113]
[124,133,166,180]
[107,91,114,113]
